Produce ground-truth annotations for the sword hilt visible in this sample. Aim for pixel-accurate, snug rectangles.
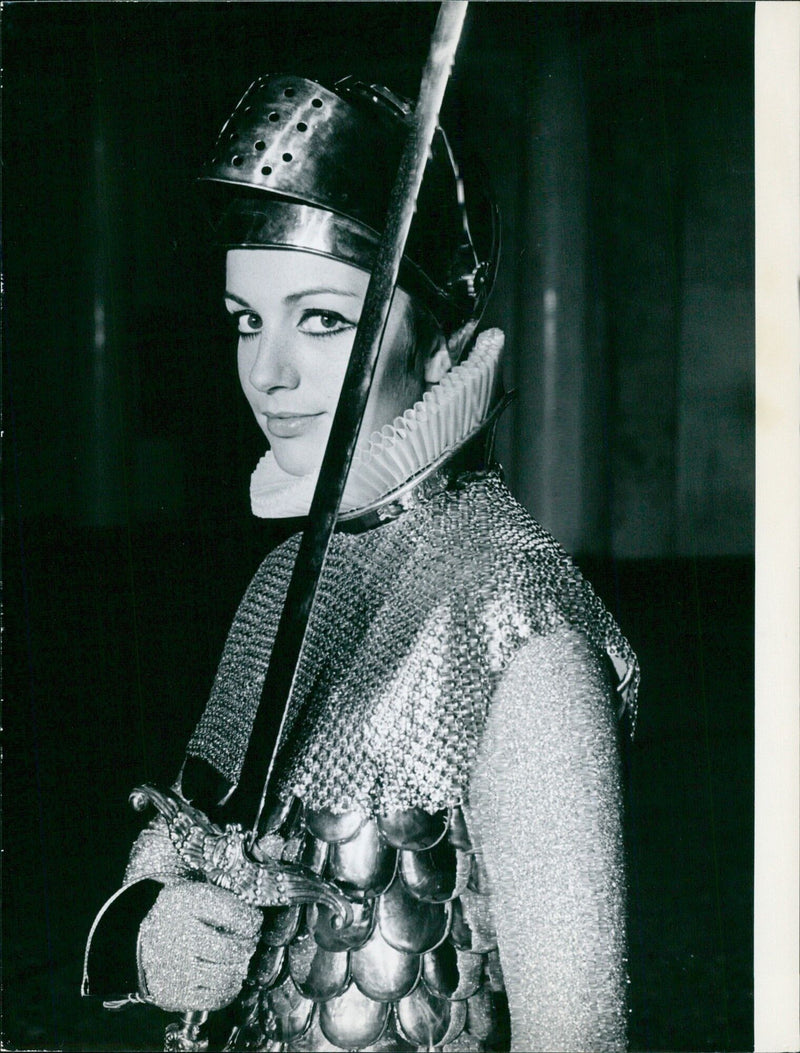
[164,1012,209,1052]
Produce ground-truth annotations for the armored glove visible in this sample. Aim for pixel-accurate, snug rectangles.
[137,880,262,1013]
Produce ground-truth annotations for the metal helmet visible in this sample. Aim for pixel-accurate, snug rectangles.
[199,74,499,333]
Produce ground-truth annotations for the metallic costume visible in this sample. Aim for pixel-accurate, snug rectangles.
[108,461,636,1051]
[85,72,638,1052]
[187,471,636,814]
[165,467,636,1051]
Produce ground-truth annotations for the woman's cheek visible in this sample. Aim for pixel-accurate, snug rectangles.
[315,352,352,411]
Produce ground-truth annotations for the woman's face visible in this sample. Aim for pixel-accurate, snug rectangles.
[226,249,426,477]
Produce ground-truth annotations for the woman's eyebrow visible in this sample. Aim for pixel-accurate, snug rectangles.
[284,286,361,304]
[225,286,362,309]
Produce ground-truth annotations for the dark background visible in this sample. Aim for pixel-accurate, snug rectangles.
[3,3,754,1050]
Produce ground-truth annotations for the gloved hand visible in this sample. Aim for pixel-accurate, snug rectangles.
[124,817,189,886]
[137,880,262,1013]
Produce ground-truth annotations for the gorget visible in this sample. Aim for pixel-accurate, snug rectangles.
[186,471,638,817]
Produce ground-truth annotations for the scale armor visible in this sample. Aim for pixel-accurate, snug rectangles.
[229,798,507,1051]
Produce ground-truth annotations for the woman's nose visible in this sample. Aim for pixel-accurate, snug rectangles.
[248,330,300,393]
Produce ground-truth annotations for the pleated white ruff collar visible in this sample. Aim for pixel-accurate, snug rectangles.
[250,328,504,519]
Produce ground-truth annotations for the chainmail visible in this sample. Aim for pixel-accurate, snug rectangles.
[187,470,638,817]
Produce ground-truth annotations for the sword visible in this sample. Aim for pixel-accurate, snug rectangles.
[231,0,469,846]
[153,3,470,1049]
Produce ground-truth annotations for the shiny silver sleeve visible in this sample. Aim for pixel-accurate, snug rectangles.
[467,626,628,1052]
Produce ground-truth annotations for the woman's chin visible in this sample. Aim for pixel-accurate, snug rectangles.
[270,444,321,479]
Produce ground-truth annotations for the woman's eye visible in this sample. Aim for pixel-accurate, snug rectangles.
[298,310,355,337]
[230,310,262,338]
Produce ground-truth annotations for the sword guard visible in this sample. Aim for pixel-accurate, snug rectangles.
[130,785,353,925]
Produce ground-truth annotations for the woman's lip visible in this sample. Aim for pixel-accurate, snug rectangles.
[265,412,323,439]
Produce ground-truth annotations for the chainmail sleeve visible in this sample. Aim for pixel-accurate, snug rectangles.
[466,626,628,1052]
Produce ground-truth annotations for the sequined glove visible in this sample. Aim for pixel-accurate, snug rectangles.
[137,881,263,1013]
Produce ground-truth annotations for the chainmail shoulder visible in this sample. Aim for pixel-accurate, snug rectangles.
[186,471,638,816]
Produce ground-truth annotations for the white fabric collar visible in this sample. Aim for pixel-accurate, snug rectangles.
[250,328,504,520]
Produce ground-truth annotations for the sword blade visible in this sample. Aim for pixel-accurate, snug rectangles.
[222,1,470,844]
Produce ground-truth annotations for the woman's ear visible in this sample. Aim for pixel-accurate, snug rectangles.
[424,338,453,384]
[423,318,479,384]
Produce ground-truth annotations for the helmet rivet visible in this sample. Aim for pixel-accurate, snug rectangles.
[282,153,293,163]
[231,155,243,167]
[284,87,295,98]
[254,140,266,151]
[268,111,279,123]
[228,131,238,142]
[311,98,323,109]
[261,165,272,176]
[296,122,308,133]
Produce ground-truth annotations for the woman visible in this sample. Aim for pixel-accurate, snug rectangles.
[86,74,638,1052]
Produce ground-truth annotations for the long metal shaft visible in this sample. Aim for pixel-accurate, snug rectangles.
[163,6,469,1048]
[222,0,469,846]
